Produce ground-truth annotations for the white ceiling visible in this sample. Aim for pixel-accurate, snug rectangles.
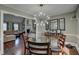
[3,4,78,17]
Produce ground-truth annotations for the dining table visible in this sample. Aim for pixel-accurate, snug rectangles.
[26,33,63,55]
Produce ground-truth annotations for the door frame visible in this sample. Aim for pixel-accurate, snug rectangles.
[0,10,33,54]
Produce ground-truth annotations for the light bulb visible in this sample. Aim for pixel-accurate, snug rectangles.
[47,16,50,19]
[34,22,36,24]
[40,12,42,15]
[47,22,48,24]
[41,21,43,23]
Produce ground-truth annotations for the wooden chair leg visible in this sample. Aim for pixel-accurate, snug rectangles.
[48,48,52,55]
[24,47,26,55]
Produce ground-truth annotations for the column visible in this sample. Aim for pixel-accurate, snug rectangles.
[0,11,3,54]
[36,19,45,42]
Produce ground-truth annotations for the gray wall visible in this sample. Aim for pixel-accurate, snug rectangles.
[50,12,77,43]
[4,14,25,32]
[76,7,79,48]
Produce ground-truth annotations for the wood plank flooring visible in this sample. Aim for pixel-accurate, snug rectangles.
[4,37,79,55]
[4,37,24,55]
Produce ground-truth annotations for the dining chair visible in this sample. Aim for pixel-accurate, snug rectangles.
[49,34,65,55]
[58,34,65,55]
[20,32,29,55]
[27,41,51,55]
[50,39,61,55]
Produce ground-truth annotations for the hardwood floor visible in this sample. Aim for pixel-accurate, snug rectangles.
[4,37,79,55]
[4,37,24,55]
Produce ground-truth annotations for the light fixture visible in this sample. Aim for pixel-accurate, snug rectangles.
[34,4,50,25]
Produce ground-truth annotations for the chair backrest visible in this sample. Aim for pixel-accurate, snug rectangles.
[20,32,28,47]
[28,41,50,55]
[58,34,65,55]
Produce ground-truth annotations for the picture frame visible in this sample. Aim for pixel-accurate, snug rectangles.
[49,19,58,31]
[59,18,65,31]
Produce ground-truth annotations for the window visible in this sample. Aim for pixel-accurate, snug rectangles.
[47,18,65,31]
[3,23,7,31]
[14,23,19,31]
[59,18,65,30]
[49,19,58,31]
[50,19,58,30]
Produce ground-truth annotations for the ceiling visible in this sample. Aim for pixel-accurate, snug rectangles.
[3,4,78,17]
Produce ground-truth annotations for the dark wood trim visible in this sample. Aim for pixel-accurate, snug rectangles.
[29,46,48,50]
[28,41,50,55]
[28,41,50,46]
[4,40,15,44]
[29,51,48,55]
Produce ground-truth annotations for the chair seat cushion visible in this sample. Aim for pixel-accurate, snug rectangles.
[51,47,60,52]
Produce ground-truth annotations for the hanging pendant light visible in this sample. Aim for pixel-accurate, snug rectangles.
[34,4,50,25]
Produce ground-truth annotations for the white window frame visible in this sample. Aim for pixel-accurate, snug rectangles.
[3,22,7,31]
[14,23,19,31]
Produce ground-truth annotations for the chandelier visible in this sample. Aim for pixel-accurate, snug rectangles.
[34,4,50,25]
